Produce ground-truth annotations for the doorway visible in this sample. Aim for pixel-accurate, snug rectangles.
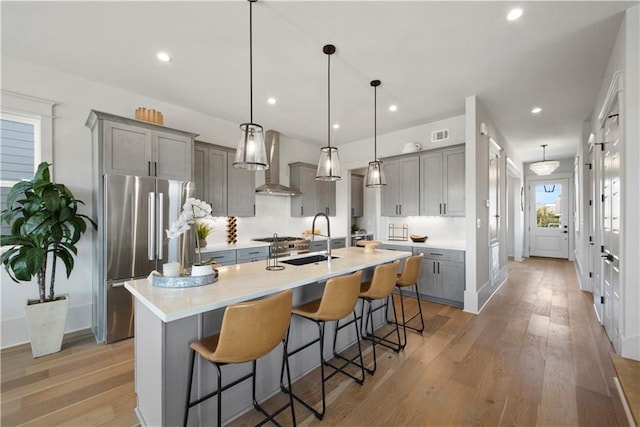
[529,178,569,258]
[506,157,524,262]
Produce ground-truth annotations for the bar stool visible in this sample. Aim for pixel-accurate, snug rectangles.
[280,270,364,420]
[359,260,401,374]
[388,254,424,349]
[183,290,296,427]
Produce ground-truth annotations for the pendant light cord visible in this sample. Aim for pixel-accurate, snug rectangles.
[249,0,254,123]
[327,52,331,149]
[374,83,377,160]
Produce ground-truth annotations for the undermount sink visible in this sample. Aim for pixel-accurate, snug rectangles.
[281,254,339,266]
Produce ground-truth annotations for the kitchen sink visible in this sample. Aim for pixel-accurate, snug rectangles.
[281,254,339,266]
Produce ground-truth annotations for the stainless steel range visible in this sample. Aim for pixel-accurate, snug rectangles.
[252,236,310,256]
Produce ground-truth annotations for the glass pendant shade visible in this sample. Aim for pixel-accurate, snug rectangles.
[529,160,560,176]
[365,160,386,187]
[316,146,342,181]
[234,123,268,170]
[529,144,559,176]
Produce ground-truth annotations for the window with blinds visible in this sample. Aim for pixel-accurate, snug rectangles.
[0,117,37,236]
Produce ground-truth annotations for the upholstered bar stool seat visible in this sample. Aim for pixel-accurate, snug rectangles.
[184,290,296,427]
[358,260,401,374]
[281,270,365,420]
[388,254,424,349]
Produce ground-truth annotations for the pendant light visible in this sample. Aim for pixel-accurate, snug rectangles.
[529,144,559,176]
[233,0,268,171]
[316,44,342,181]
[365,79,387,187]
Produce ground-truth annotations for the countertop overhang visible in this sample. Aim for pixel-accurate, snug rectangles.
[379,239,466,251]
[125,247,411,323]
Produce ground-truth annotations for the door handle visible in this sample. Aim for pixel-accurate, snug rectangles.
[601,253,614,262]
[157,192,164,259]
[148,192,155,261]
[562,230,568,234]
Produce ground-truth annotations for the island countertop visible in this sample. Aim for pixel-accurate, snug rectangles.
[125,247,410,323]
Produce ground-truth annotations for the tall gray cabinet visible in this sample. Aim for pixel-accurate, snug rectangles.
[381,156,420,216]
[290,162,336,217]
[351,174,364,217]
[193,141,256,217]
[420,146,465,216]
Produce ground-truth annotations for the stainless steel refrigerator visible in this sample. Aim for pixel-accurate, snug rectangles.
[93,174,191,343]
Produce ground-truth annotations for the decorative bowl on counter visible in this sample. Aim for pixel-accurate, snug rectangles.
[410,234,428,243]
[150,270,218,288]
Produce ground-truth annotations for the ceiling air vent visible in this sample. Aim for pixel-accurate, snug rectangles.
[431,128,449,143]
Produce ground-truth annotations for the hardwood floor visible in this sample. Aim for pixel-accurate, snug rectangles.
[1,258,629,426]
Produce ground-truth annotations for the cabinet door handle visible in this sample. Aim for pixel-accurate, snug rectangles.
[351,207,354,216]
[253,204,256,215]
[301,206,303,216]
[437,262,440,274]
[148,161,152,177]
[433,261,436,274]
[439,203,442,214]
[443,203,447,214]
[399,204,402,215]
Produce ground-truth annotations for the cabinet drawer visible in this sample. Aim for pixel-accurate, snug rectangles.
[331,238,346,249]
[237,246,269,262]
[309,240,326,252]
[379,244,412,252]
[415,248,464,263]
[201,249,237,266]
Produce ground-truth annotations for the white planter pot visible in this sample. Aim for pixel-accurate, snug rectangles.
[191,264,213,277]
[24,295,69,358]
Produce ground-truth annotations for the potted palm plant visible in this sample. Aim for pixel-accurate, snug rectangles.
[0,162,96,357]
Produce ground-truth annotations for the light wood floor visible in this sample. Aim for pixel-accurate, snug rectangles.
[1,258,629,426]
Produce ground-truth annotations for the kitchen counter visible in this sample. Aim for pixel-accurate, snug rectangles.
[199,241,270,252]
[379,239,466,251]
[125,247,411,426]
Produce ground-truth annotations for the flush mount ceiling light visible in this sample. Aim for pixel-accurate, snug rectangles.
[531,107,542,114]
[233,0,268,171]
[507,7,523,21]
[366,79,387,188]
[389,104,398,112]
[332,123,340,129]
[529,144,559,176]
[316,44,342,181]
[267,97,277,105]
[156,52,172,62]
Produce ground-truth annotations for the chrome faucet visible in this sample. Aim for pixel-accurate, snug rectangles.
[311,212,331,262]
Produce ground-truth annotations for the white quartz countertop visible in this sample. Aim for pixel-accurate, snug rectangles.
[125,247,411,323]
[378,239,466,251]
[199,241,271,252]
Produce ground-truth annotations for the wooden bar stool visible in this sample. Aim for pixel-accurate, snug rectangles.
[280,271,364,420]
[388,254,424,349]
[358,260,401,374]
[183,290,296,427]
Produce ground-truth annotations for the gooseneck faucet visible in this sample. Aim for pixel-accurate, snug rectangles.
[311,212,331,262]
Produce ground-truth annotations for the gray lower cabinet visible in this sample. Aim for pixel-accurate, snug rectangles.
[415,248,465,307]
[420,147,465,216]
[290,162,336,217]
[381,156,420,217]
[201,246,269,266]
[201,249,237,266]
[87,110,196,181]
[193,141,255,217]
[308,238,345,252]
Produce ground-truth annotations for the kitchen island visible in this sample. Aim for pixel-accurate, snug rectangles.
[125,247,410,426]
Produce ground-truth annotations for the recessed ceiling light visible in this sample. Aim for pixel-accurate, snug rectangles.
[389,104,398,112]
[267,97,277,105]
[507,7,523,21]
[332,123,340,129]
[531,107,542,114]
[156,52,172,62]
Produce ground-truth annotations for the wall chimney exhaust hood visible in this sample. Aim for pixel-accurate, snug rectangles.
[255,130,301,196]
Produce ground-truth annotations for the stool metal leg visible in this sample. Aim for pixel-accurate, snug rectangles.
[183,349,196,427]
[387,284,425,349]
[360,296,402,374]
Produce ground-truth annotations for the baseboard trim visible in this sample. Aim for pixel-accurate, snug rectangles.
[613,377,637,427]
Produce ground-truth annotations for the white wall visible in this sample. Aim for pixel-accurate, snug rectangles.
[579,6,639,360]
[464,96,524,313]
[0,57,320,348]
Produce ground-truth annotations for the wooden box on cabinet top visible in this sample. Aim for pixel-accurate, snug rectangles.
[86,110,197,181]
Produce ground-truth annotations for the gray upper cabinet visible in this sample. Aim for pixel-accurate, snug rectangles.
[227,155,256,217]
[351,174,364,217]
[290,162,336,217]
[193,141,255,217]
[381,156,420,216]
[419,146,465,216]
[88,111,196,181]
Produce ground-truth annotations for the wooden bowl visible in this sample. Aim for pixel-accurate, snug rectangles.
[410,235,428,243]
[358,240,381,254]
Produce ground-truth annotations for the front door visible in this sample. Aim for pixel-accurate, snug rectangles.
[600,96,621,351]
[529,178,569,258]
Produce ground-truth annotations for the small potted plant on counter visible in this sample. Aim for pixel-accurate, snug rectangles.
[166,198,214,276]
[0,162,96,357]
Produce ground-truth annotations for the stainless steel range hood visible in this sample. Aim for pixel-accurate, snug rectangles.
[256,130,301,196]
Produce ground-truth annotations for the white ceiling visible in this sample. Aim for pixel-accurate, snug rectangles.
[1,1,635,162]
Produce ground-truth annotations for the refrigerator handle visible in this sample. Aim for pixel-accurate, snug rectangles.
[148,192,155,261]
[157,192,164,259]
